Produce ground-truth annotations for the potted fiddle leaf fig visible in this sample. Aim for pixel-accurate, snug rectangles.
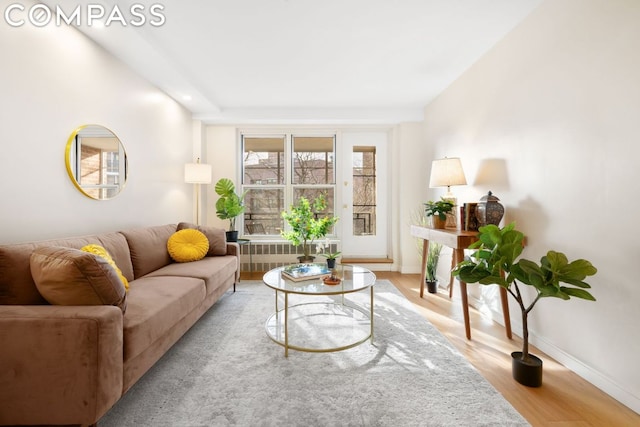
[452,222,597,387]
[424,198,454,229]
[214,178,247,242]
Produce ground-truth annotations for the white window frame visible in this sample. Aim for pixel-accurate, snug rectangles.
[239,131,338,240]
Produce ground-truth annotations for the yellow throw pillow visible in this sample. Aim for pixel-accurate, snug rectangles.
[167,229,209,263]
[177,222,227,256]
[81,244,129,290]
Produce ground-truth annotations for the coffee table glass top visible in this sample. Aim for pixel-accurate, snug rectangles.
[263,263,376,295]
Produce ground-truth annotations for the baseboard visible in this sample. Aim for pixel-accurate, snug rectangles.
[341,257,393,264]
[468,294,640,415]
[530,334,640,414]
[349,263,395,272]
[400,265,422,274]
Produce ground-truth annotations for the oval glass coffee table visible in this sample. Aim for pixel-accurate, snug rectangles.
[262,264,377,357]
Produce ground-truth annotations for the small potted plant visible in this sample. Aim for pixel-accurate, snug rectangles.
[320,251,341,269]
[424,198,454,229]
[452,222,597,387]
[214,178,247,242]
[281,195,338,262]
[317,238,340,268]
[425,242,442,293]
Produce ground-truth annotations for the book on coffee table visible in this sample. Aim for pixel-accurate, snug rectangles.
[281,264,331,282]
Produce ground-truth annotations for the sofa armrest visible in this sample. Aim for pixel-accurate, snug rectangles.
[226,242,241,281]
[0,305,123,426]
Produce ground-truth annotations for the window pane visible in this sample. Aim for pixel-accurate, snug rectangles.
[353,146,376,236]
[292,136,335,185]
[81,145,121,199]
[243,188,284,235]
[243,136,285,185]
[292,188,336,234]
[104,151,120,199]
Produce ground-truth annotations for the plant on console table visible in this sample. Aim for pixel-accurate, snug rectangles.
[281,195,338,263]
[425,242,442,294]
[452,222,597,387]
[214,178,247,242]
[424,198,454,229]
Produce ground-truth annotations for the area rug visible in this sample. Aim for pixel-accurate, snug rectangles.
[99,280,529,426]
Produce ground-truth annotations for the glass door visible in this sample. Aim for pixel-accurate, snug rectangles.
[340,131,388,257]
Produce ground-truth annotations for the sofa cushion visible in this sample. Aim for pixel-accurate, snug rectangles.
[144,255,239,295]
[30,246,127,313]
[0,232,133,305]
[122,276,206,363]
[81,244,129,290]
[120,224,176,279]
[167,229,209,263]
[177,222,227,256]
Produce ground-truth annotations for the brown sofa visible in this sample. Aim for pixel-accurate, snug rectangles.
[0,224,240,426]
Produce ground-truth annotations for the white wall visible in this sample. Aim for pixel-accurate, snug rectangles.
[392,122,430,274]
[204,126,238,230]
[421,0,640,412]
[0,21,193,244]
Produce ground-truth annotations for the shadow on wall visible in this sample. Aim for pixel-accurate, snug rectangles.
[473,158,510,193]
[504,197,549,244]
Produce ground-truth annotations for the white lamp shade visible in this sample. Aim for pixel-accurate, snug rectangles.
[184,163,212,184]
[429,157,467,188]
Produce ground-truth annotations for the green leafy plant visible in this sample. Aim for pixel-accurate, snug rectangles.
[452,222,597,362]
[281,195,339,260]
[214,178,247,231]
[424,198,454,221]
[426,242,443,281]
[320,251,341,260]
[317,238,341,260]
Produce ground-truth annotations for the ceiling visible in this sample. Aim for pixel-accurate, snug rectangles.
[61,0,541,124]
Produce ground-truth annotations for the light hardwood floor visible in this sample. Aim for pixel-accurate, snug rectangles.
[243,271,639,426]
[378,272,639,427]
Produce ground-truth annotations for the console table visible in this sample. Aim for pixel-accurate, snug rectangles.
[410,225,512,340]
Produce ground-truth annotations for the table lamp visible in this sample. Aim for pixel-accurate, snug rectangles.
[184,158,212,226]
[429,157,467,228]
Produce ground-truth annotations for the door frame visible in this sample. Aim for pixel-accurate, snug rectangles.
[338,130,390,258]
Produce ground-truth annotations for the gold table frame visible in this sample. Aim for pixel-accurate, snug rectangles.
[262,264,377,357]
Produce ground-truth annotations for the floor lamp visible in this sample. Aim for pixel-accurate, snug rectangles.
[184,158,212,226]
[429,157,467,228]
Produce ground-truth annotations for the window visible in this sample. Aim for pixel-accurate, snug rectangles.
[292,136,334,185]
[352,146,376,235]
[77,138,124,200]
[241,134,336,237]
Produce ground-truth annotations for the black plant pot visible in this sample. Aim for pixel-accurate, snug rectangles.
[326,258,336,269]
[297,255,315,263]
[511,351,543,387]
[426,280,438,294]
[226,230,239,242]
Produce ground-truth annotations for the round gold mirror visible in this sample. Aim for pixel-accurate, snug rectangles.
[65,124,128,200]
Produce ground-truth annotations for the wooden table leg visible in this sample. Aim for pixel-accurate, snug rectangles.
[499,287,512,339]
[459,280,471,340]
[419,238,429,298]
[449,249,456,298]
[455,248,471,340]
